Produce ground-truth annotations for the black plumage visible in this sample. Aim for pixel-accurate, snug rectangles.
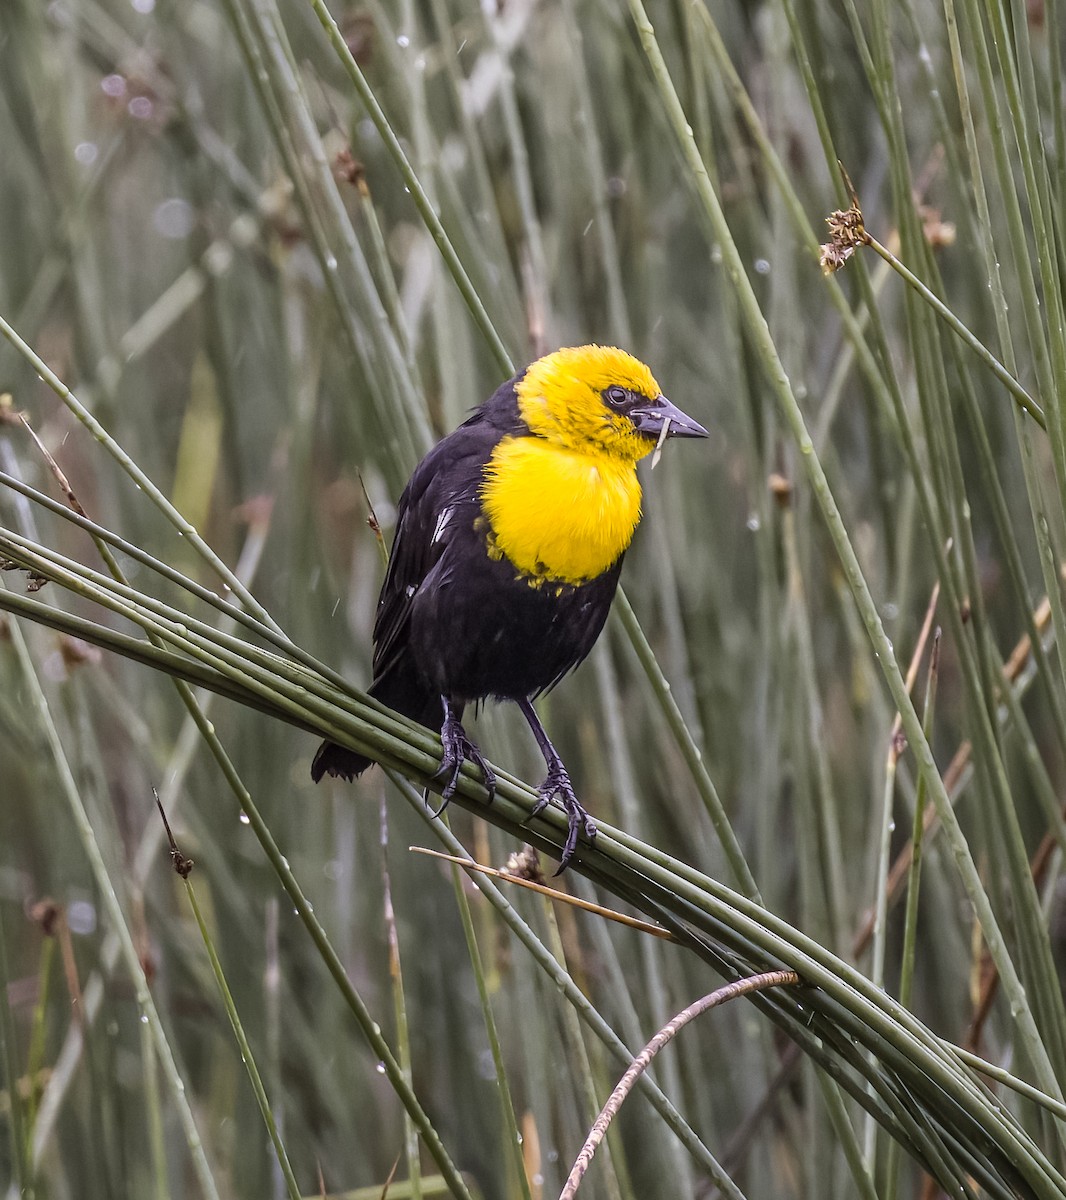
[312,377,620,799]
[312,349,707,869]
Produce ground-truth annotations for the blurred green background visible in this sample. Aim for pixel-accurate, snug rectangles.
[2,0,1065,1197]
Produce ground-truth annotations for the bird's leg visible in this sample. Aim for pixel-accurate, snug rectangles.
[427,696,496,817]
[516,698,596,871]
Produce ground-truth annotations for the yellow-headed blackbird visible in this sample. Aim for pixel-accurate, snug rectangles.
[313,345,707,868]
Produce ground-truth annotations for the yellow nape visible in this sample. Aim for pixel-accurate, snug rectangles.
[516,345,663,461]
[481,436,643,584]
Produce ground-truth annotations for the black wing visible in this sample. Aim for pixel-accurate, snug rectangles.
[312,376,527,780]
[371,377,526,688]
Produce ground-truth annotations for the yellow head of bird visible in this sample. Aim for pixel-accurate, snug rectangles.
[515,345,707,462]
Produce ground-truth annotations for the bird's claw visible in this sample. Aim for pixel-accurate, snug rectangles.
[426,716,496,818]
[525,763,596,873]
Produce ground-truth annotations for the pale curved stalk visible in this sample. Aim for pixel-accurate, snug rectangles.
[559,972,795,1199]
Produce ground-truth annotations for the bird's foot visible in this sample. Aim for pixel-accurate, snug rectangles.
[528,762,597,873]
[427,710,496,817]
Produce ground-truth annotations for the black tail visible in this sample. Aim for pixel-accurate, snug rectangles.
[310,739,372,782]
[311,659,440,784]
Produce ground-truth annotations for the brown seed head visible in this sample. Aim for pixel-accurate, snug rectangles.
[503,844,545,884]
[769,473,792,508]
[29,899,62,937]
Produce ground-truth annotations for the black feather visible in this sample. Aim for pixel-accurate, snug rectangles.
[311,376,624,780]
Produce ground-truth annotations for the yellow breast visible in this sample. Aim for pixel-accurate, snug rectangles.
[480,437,642,585]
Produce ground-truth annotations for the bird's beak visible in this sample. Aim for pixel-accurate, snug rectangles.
[629,395,709,440]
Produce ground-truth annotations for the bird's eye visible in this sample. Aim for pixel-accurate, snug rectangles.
[605,386,628,409]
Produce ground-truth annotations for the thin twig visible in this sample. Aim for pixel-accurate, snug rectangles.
[409,847,675,940]
[819,163,1044,429]
[559,971,800,1198]
[17,414,86,517]
[153,788,194,879]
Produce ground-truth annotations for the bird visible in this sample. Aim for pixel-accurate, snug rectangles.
[312,344,708,869]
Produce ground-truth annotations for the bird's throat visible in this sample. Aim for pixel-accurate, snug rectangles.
[480,437,642,585]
